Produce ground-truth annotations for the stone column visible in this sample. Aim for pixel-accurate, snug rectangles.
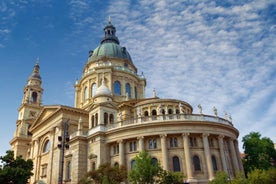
[218,135,228,173]
[118,140,125,166]
[49,128,56,182]
[202,133,214,180]
[160,134,168,170]
[34,138,41,182]
[182,133,193,180]
[234,141,244,172]
[138,136,144,152]
[229,138,239,174]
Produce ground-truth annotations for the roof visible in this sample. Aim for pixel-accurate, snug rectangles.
[87,20,133,64]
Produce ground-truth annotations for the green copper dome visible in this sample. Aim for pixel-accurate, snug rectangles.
[87,20,133,63]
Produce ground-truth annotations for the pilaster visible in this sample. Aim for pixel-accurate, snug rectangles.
[137,136,144,151]
[160,134,168,170]
[218,135,228,173]
[202,133,214,180]
[182,133,194,181]
[229,138,239,174]
[118,140,125,166]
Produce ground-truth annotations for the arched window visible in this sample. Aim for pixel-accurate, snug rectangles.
[91,115,95,128]
[31,92,38,103]
[114,81,121,95]
[125,83,131,98]
[43,140,50,153]
[152,158,158,166]
[173,156,181,172]
[211,155,218,171]
[193,155,201,171]
[152,109,157,120]
[176,109,180,114]
[168,109,173,114]
[104,112,108,125]
[114,162,119,167]
[66,161,71,180]
[131,160,136,169]
[144,111,149,116]
[109,114,114,124]
[91,83,97,97]
[95,113,98,126]
[84,87,88,100]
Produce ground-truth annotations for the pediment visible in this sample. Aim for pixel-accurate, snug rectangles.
[29,105,61,131]
[88,101,118,112]
[29,105,88,132]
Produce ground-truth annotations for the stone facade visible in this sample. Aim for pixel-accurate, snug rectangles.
[10,20,243,184]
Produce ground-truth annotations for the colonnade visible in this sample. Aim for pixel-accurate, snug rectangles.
[114,133,243,181]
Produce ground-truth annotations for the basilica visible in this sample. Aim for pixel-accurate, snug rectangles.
[10,20,243,184]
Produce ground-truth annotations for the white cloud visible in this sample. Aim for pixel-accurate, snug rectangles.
[103,0,276,144]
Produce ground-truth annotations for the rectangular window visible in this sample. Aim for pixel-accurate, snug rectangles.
[129,141,137,152]
[153,139,157,149]
[130,142,133,152]
[149,138,157,149]
[209,138,214,147]
[170,138,173,147]
[149,139,153,149]
[189,137,197,147]
[66,161,71,180]
[133,141,137,151]
[113,144,119,155]
[170,137,178,148]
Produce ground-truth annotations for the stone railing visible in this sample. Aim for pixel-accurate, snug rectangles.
[105,114,233,131]
[71,114,233,138]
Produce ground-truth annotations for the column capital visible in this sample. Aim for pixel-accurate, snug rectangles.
[160,134,167,138]
[137,136,144,140]
[229,137,235,142]
[218,135,225,139]
[202,133,209,137]
[117,139,124,144]
[50,127,56,134]
[182,132,190,137]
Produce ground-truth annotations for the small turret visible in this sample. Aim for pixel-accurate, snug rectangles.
[22,59,43,106]
[11,59,44,159]
[101,17,120,44]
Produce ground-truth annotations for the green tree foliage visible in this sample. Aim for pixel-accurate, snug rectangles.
[78,163,127,184]
[242,132,276,175]
[210,169,276,184]
[208,171,230,184]
[0,150,33,184]
[231,172,247,184]
[128,151,162,184]
[157,170,184,184]
[247,167,276,184]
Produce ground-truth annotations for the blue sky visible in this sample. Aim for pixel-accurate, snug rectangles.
[0,0,275,157]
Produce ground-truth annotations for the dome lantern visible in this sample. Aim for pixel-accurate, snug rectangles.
[101,17,120,45]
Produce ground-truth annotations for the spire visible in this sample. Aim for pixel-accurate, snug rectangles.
[29,59,41,80]
[22,59,43,105]
[101,17,120,44]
